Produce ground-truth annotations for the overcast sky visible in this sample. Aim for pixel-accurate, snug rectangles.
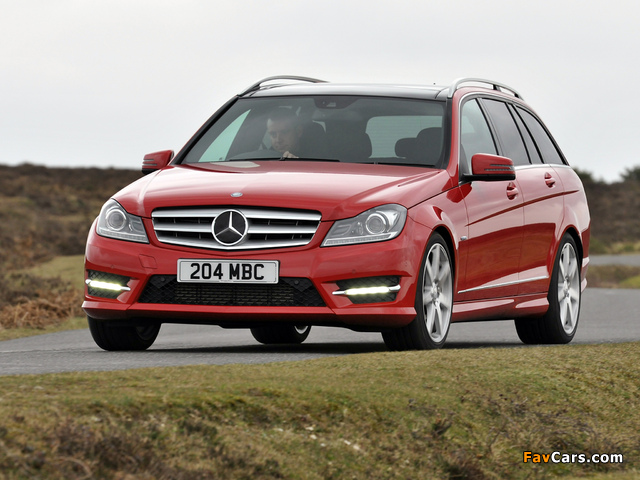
[1,0,638,182]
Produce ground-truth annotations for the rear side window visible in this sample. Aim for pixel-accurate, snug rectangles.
[516,107,565,165]
[482,99,529,166]
[460,99,497,173]
[510,105,542,164]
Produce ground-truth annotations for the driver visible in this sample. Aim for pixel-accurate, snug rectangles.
[267,108,303,158]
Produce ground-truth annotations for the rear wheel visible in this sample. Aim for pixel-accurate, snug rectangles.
[382,233,453,350]
[250,325,311,345]
[88,316,160,351]
[515,234,581,344]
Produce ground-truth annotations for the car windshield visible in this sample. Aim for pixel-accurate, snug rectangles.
[181,96,446,168]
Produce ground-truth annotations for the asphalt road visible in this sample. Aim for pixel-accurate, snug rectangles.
[590,254,640,266]
[1,288,638,376]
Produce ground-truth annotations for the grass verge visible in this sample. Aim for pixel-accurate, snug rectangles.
[0,316,86,342]
[589,239,640,255]
[587,265,640,289]
[0,256,85,337]
[0,343,638,479]
[21,255,85,291]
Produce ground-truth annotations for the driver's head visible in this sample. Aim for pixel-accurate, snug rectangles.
[267,108,302,154]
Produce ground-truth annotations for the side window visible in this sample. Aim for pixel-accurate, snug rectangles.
[510,104,542,164]
[482,99,529,166]
[516,107,565,165]
[460,99,497,173]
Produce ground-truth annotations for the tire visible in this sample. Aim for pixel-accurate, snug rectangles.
[88,316,160,351]
[250,325,311,345]
[515,234,581,344]
[382,233,453,350]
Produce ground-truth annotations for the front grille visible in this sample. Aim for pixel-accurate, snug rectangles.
[336,276,400,304]
[152,206,321,250]
[138,276,325,307]
[86,270,131,299]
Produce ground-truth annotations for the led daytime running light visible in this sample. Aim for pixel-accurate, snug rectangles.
[85,279,131,292]
[333,285,401,296]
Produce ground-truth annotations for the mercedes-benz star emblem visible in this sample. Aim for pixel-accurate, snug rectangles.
[212,210,248,246]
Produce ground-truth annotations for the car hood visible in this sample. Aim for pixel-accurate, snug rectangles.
[114,161,452,221]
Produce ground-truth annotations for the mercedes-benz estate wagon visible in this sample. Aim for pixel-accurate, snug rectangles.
[83,76,590,351]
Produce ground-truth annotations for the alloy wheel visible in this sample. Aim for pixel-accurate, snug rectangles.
[557,242,580,335]
[422,243,453,343]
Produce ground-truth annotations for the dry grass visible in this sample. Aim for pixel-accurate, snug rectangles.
[0,164,139,333]
[0,255,86,332]
[0,290,83,330]
[0,272,84,331]
[0,164,140,269]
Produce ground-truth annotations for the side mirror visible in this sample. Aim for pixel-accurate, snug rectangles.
[142,150,174,175]
[463,153,515,182]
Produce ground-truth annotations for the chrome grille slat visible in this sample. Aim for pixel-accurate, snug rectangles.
[248,225,318,235]
[241,210,321,221]
[152,208,224,218]
[153,224,212,233]
[152,206,321,250]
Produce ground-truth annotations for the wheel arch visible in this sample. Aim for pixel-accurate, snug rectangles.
[431,225,456,282]
[563,226,583,265]
[409,196,464,299]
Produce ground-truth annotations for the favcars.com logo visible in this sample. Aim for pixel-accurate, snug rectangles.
[523,451,624,464]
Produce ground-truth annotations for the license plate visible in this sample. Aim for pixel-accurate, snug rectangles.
[177,260,279,284]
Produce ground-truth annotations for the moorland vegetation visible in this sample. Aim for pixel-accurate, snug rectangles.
[0,163,638,332]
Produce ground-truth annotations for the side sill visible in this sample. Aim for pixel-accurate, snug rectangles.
[452,293,548,323]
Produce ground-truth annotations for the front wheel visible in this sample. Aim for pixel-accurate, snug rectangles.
[250,325,311,345]
[382,233,453,350]
[515,234,581,344]
[88,316,160,351]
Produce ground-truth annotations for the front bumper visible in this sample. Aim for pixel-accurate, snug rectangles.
[82,217,430,329]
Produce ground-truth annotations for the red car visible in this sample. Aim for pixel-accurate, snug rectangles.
[83,76,590,351]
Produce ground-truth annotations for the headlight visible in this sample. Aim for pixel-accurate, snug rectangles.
[322,204,407,247]
[96,199,149,243]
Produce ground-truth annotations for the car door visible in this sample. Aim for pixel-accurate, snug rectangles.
[456,98,524,302]
[479,98,566,296]
[510,105,566,295]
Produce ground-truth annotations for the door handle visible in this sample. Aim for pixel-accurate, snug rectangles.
[545,172,556,187]
[506,181,518,199]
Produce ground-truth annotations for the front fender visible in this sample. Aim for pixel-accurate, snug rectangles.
[408,186,469,295]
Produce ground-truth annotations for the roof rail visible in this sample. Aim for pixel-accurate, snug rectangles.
[448,78,523,100]
[239,76,328,96]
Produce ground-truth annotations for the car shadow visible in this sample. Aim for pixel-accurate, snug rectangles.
[150,341,387,355]
[444,341,526,349]
[148,340,526,355]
